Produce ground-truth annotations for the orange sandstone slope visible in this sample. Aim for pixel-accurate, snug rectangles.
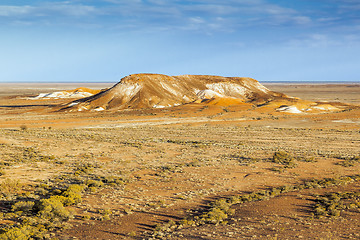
[61,74,285,111]
[64,87,102,95]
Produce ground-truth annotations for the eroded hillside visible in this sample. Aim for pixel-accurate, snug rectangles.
[58,74,354,115]
[60,74,284,111]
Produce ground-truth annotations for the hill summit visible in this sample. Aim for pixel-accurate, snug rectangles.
[62,74,284,111]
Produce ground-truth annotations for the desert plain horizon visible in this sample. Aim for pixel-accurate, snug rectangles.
[0,74,359,239]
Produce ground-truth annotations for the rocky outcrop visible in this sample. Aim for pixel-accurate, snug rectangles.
[61,73,285,111]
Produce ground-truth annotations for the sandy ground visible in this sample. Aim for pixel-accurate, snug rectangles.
[0,82,359,239]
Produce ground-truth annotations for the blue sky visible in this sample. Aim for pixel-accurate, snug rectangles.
[1,0,360,82]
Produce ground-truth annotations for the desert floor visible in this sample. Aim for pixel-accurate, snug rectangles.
[0,82,359,239]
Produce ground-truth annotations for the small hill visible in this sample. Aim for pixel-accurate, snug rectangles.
[31,87,101,99]
[61,74,285,111]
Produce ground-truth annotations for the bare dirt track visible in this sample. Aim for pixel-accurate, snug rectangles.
[0,82,359,239]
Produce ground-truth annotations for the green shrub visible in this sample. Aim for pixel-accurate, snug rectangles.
[200,199,234,224]
[336,156,360,167]
[60,184,84,206]
[11,201,35,214]
[99,208,112,220]
[85,179,104,188]
[202,207,228,224]
[81,214,91,220]
[313,191,360,218]
[272,151,296,167]
[34,196,72,222]
[211,199,231,212]
[88,186,97,193]
[0,225,34,240]
[100,215,110,221]
[19,125,28,131]
[31,184,84,223]
[6,147,56,164]
[99,208,112,215]
[296,156,317,162]
[0,180,88,240]
[101,176,128,186]
[0,179,22,198]
[186,160,202,167]
[75,163,95,174]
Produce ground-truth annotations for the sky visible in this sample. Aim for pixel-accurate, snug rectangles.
[1,0,360,82]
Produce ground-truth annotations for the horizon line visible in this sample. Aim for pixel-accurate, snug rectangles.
[0,80,359,84]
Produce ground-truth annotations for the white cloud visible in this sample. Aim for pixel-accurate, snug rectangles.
[339,2,360,10]
[102,0,142,4]
[189,16,205,24]
[11,20,35,26]
[0,5,33,16]
[147,0,168,5]
[0,0,319,33]
[292,16,312,25]
[45,4,96,16]
[0,2,97,18]
[262,5,295,15]
[317,17,341,23]
[180,16,231,33]
[286,34,343,48]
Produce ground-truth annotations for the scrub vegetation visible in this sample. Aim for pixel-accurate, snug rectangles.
[0,82,359,239]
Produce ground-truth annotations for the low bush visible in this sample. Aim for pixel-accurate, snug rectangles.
[85,179,104,188]
[34,196,72,222]
[313,191,360,218]
[0,182,85,239]
[336,156,360,167]
[0,179,23,199]
[296,156,318,162]
[19,125,28,131]
[60,184,84,206]
[0,225,35,240]
[11,201,35,214]
[271,151,296,167]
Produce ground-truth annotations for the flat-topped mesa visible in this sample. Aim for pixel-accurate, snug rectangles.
[62,73,283,112]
